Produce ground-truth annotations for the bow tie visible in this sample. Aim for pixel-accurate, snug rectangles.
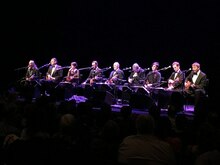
[193,72,197,75]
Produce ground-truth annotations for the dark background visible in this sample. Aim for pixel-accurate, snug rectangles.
[1,1,219,105]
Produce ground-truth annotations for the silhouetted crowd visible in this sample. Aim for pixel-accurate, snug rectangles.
[0,89,219,165]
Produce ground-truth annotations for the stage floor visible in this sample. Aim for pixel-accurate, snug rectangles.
[110,103,194,116]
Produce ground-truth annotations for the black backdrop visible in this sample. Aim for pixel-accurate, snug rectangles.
[1,1,219,105]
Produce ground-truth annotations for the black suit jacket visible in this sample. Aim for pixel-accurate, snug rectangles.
[47,65,63,83]
[168,71,184,89]
[87,67,103,82]
[186,71,207,90]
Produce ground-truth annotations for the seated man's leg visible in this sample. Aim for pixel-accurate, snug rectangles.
[194,89,206,108]
[39,79,51,96]
[194,89,208,124]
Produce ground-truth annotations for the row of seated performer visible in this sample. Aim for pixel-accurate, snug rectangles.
[19,58,209,110]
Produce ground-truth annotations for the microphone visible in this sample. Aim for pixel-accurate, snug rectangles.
[182,68,191,72]
[103,66,111,70]
[159,65,171,71]
[144,68,150,71]
[38,63,51,70]
[101,66,111,72]
[123,67,131,71]
[187,68,191,71]
[164,65,171,70]
[44,63,50,67]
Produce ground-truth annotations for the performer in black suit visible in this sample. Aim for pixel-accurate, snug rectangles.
[128,63,145,86]
[83,60,103,86]
[167,61,184,91]
[45,57,63,83]
[40,57,63,96]
[184,62,208,111]
[145,62,161,88]
[106,62,125,85]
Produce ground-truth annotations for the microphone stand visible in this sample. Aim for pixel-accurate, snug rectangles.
[101,67,111,72]
[181,71,186,95]
[39,64,50,70]
[158,67,169,71]
[14,66,27,71]
[78,67,91,71]
[56,66,70,71]
[181,69,191,94]
[122,67,131,71]
[14,67,27,83]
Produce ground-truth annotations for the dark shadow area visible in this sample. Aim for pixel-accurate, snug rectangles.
[1,1,218,115]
